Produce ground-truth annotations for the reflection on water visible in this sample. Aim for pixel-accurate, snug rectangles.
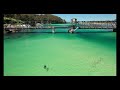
[76,32,116,48]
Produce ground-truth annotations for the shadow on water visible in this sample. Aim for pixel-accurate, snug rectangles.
[76,32,116,48]
[4,33,52,40]
[4,32,116,47]
[4,33,24,40]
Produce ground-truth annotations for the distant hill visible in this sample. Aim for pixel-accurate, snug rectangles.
[4,14,66,26]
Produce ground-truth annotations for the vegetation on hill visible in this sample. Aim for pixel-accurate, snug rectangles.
[4,14,66,26]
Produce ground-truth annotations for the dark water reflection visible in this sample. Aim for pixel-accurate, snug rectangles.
[76,32,116,48]
[4,32,116,48]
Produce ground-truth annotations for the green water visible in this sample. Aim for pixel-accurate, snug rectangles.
[4,31,116,76]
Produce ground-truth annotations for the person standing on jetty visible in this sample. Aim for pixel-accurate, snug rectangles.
[52,26,55,33]
[68,25,75,33]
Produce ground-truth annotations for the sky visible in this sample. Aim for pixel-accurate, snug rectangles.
[52,14,116,22]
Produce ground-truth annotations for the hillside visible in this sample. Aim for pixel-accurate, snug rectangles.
[4,14,66,26]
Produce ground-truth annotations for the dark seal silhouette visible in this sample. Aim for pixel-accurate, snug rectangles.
[44,65,49,71]
[44,65,47,69]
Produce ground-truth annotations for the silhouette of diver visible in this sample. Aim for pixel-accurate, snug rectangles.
[44,65,49,71]
[44,65,47,69]
[46,67,49,71]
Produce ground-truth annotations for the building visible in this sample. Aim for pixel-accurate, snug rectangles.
[36,23,43,28]
[71,18,77,23]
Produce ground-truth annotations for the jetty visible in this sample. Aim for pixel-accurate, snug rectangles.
[4,21,116,33]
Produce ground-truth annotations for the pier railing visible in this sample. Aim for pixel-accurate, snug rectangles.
[78,21,116,29]
[4,21,116,33]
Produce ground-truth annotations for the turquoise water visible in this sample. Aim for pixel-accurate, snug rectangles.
[19,29,113,33]
[4,30,116,76]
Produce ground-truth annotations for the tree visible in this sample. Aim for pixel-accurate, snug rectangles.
[4,14,66,25]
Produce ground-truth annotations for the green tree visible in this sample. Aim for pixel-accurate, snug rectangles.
[4,14,66,25]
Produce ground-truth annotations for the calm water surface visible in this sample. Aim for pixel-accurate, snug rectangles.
[4,30,116,76]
